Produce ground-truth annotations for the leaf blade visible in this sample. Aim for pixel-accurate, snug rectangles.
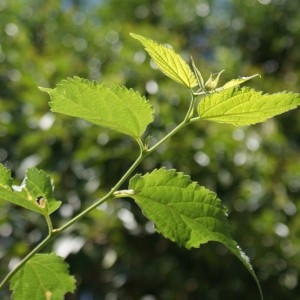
[220,74,260,90]
[131,33,197,88]
[10,253,75,300]
[127,168,263,298]
[128,168,233,248]
[198,87,300,126]
[40,77,154,138]
[0,165,61,215]
[0,164,13,187]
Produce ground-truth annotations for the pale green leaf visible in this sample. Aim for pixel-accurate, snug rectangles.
[0,165,61,215]
[0,164,13,187]
[127,168,263,299]
[10,253,75,300]
[40,77,153,138]
[221,74,260,90]
[131,33,197,88]
[198,87,300,126]
[191,57,205,89]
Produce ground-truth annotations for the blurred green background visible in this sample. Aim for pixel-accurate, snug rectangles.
[0,0,300,299]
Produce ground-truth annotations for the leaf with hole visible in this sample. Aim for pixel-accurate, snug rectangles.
[0,164,61,216]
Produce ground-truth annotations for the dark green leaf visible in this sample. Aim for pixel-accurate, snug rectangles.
[10,254,75,300]
[127,168,263,299]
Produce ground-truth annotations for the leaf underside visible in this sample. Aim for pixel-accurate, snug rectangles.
[0,164,61,215]
[10,253,75,300]
[131,33,197,88]
[127,168,263,298]
[40,77,154,138]
[198,87,300,126]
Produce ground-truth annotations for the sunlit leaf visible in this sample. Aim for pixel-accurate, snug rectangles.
[221,74,260,90]
[40,77,154,138]
[131,33,197,88]
[126,168,262,298]
[10,254,75,300]
[0,164,12,187]
[198,87,300,126]
[0,165,61,215]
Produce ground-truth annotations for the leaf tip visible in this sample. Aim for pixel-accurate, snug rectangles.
[38,86,51,93]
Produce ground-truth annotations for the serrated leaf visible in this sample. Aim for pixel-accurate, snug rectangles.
[10,253,75,300]
[0,165,61,215]
[40,77,153,138]
[0,164,13,187]
[131,33,197,88]
[198,87,300,126]
[127,168,263,299]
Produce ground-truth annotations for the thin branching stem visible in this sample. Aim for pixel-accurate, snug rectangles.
[0,91,198,289]
[0,232,53,289]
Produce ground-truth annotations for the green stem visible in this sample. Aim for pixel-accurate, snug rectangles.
[147,119,188,154]
[0,231,55,289]
[57,150,145,233]
[0,91,197,289]
[147,90,195,154]
[45,214,53,234]
[0,150,146,289]
[59,98,198,233]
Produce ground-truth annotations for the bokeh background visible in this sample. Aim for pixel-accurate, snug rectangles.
[0,0,300,299]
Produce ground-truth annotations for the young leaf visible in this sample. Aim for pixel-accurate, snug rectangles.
[10,253,75,300]
[198,87,300,126]
[0,165,61,215]
[221,74,260,90]
[191,57,205,91]
[40,77,153,139]
[131,33,197,88]
[127,168,263,299]
[205,70,225,91]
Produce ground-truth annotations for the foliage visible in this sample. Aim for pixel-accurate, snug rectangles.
[1,1,300,300]
[10,254,75,300]
[40,77,154,139]
[1,31,300,299]
[0,165,61,216]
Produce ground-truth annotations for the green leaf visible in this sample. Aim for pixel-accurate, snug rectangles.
[191,57,205,90]
[128,168,237,248]
[40,77,153,138]
[0,164,13,187]
[10,253,75,300]
[131,33,197,88]
[221,74,260,90]
[127,168,263,299]
[0,165,61,215]
[198,87,300,126]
